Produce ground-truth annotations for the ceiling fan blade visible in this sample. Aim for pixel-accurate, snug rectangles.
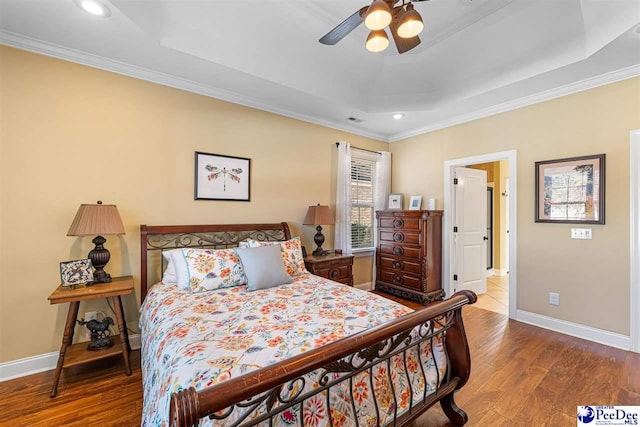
[389,18,421,54]
[319,6,368,45]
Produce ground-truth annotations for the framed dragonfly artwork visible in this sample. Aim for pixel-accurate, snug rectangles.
[195,152,251,201]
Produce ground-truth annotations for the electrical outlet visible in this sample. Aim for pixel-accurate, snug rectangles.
[549,292,560,306]
[84,311,98,341]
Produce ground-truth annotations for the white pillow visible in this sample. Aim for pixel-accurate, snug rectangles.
[161,249,183,285]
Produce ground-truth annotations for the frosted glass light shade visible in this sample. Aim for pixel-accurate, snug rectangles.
[366,30,389,52]
[397,4,424,38]
[365,0,392,30]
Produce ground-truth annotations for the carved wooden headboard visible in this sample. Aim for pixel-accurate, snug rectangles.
[139,222,291,301]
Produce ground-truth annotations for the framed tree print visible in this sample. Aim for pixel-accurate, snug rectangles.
[535,153,605,224]
[195,152,251,201]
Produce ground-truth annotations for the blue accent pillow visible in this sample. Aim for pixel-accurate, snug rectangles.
[235,245,293,291]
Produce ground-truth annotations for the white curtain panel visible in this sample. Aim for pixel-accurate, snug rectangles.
[372,151,391,282]
[335,141,353,254]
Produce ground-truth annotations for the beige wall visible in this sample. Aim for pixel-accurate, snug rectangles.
[391,77,640,335]
[0,46,387,363]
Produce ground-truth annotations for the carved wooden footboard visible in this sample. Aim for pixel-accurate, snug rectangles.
[170,290,476,427]
[139,223,476,427]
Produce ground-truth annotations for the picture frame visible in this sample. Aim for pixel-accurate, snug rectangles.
[388,193,403,210]
[535,153,605,224]
[60,259,94,286]
[195,151,251,201]
[409,195,423,210]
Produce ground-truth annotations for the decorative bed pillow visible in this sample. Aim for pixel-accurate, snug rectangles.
[245,237,307,276]
[235,245,293,291]
[181,248,247,293]
[161,249,184,286]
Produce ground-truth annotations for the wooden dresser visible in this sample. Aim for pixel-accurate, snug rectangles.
[375,210,443,303]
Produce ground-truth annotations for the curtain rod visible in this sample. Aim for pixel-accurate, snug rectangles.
[335,142,382,155]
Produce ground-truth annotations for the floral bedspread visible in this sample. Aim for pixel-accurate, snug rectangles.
[140,274,446,426]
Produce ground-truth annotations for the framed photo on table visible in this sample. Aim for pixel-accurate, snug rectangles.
[535,153,605,224]
[60,259,94,286]
[195,152,251,201]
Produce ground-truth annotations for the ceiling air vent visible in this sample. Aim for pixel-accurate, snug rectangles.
[347,117,363,123]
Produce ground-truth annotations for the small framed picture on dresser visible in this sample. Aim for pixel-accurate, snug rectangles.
[388,194,403,210]
[409,195,422,210]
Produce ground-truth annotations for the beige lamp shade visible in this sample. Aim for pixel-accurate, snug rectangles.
[303,204,335,226]
[67,202,126,236]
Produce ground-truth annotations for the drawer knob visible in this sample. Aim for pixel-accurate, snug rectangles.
[393,261,402,269]
[392,246,404,256]
[330,269,340,279]
[393,219,404,228]
[393,275,402,283]
[393,233,404,242]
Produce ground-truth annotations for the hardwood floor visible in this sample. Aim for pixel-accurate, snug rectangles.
[474,275,509,316]
[1,299,638,426]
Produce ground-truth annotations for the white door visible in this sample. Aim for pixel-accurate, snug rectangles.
[504,178,510,273]
[453,167,487,295]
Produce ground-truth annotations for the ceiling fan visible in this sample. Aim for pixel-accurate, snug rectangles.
[319,0,429,54]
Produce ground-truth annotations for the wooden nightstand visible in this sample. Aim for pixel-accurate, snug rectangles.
[48,276,133,397]
[304,253,354,286]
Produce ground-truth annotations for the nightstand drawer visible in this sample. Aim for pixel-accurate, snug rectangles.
[312,264,351,284]
[304,254,354,286]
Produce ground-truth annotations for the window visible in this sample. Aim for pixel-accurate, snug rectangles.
[546,165,597,220]
[350,155,376,250]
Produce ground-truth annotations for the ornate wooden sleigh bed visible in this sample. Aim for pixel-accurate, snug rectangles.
[139,222,476,427]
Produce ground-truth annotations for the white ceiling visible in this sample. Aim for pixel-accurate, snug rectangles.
[1,0,639,142]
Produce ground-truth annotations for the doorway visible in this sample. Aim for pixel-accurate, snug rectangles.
[444,150,517,319]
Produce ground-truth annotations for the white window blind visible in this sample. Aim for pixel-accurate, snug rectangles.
[350,156,375,250]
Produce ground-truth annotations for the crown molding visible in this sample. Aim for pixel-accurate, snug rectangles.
[2,30,638,144]
[389,64,640,142]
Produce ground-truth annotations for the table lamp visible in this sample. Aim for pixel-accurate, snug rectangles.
[67,201,125,284]
[303,204,334,256]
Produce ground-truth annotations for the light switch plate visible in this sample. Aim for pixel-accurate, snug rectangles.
[571,228,592,239]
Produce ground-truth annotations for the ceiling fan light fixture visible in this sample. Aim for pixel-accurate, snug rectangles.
[365,0,392,31]
[366,29,389,52]
[397,4,423,38]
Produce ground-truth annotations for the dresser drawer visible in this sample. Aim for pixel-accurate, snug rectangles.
[378,269,423,292]
[378,256,421,274]
[378,216,422,231]
[378,243,422,259]
[379,230,421,245]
